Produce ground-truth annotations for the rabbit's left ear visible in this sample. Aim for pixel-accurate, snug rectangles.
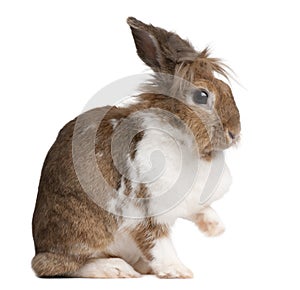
[127,17,196,74]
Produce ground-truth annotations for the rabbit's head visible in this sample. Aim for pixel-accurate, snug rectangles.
[127,17,240,157]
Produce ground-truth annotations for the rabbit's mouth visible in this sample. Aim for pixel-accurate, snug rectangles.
[211,129,240,152]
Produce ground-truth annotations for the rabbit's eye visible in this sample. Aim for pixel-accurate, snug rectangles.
[192,89,209,105]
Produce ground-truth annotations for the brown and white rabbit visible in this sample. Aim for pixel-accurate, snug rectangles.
[32,17,240,278]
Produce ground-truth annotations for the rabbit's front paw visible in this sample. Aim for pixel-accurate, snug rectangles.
[195,207,225,237]
[154,263,193,279]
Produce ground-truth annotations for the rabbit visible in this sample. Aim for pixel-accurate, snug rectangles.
[32,17,241,279]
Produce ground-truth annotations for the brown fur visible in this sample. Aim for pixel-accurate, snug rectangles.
[130,218,169,261]
[32,17,240,278]
[32,110,118,276]
[32,253,86,277]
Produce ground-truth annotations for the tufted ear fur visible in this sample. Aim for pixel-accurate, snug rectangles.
[127,17,197,74]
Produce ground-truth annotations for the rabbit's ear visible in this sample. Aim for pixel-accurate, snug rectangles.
[127,17,196,73]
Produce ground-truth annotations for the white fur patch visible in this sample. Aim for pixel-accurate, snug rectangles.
[127,110,232,225]
[72,257,141,278]
[149,237,193,278]
[105,231,141,265]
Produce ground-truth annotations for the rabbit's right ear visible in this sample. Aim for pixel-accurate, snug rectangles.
[127,17,196,74]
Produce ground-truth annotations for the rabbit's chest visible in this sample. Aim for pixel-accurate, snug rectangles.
[132,130,232,222]
[192,152,232,205]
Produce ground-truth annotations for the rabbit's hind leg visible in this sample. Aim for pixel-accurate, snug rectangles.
[32,252,85,277]
[71,257,142,278]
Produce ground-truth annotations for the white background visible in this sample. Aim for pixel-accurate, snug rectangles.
[1,0,300,289]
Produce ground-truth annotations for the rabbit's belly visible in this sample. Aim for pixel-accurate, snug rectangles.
[105,231,142,264]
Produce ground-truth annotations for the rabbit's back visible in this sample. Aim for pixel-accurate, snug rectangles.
[32,107,119,258]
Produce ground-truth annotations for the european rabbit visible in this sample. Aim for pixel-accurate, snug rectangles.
[32,17,240,278]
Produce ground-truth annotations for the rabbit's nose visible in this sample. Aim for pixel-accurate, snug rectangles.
[228,131,235,140]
